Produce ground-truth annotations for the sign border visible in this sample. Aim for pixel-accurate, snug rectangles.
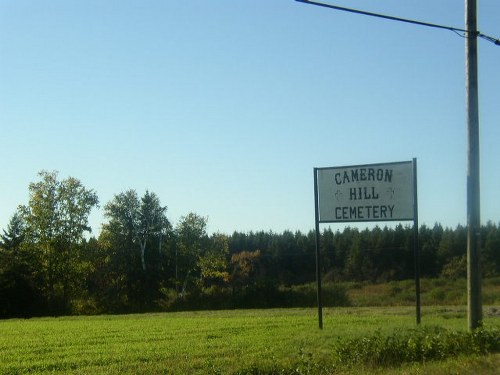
[315,160,415,224]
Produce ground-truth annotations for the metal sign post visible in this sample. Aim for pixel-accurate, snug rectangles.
[313,168,323,330]
[412,158,421,324]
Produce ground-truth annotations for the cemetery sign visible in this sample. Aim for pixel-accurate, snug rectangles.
[315,160,415,223]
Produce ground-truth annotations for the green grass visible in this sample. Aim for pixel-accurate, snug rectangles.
[1,307,499,374]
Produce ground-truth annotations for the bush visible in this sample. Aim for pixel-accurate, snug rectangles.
[70,297,102,315]
[441,256,467,279]
[156,287,179,310]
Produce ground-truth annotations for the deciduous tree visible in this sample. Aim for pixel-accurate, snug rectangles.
[18,171,98,312]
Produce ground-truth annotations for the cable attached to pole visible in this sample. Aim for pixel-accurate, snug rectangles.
[295,0,500,45]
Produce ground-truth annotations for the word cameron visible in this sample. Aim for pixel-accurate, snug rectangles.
[334,167,393,185]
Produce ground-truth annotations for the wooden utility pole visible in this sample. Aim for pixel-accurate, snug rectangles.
[465,0,482,330]
[297,0,499,331]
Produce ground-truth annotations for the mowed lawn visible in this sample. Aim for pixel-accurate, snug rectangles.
[1,307,499,374]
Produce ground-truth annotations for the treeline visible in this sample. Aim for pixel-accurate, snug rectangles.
[1,171,499,318]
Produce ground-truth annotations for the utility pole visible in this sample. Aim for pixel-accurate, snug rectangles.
[295,0,499,331]
[465,0,482,330]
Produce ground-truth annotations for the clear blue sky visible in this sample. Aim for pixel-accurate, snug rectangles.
[1,0,499,235]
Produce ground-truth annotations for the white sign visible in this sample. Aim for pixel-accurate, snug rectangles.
[316,161,415,223]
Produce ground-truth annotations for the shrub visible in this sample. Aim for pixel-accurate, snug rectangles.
[156,287,179,310]
[441,256,467,279]
[70,297,102,315]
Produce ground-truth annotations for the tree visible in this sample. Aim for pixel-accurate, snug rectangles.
[437,226,466,274]
[102,190,171,309]
[103,189,140,248]
[17,171,98,313]
[174,213,208,294]
[104,190,170,271]
[0,212,41,317]
[482,222,500,276]
[419,223,443,277]
[230,250,262,291]
[137,191,169,271]
[198,233,230,288]
[0,212,25,251]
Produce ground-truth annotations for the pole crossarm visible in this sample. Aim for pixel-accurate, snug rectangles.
[295,0,500,45]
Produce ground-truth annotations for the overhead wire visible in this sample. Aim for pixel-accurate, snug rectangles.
[295,0,500,46]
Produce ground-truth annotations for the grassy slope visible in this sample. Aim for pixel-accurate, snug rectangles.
[1,307,499,374]
[344,276,500,307]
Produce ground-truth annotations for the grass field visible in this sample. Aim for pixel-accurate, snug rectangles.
[1,306,499,374]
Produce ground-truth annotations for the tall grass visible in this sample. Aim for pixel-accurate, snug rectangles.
[333,327,500,368]
[342,276,500,307]
[157,277,500,312]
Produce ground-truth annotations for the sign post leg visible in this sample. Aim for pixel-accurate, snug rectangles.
[314,168,323,330]
[412,158,421,325]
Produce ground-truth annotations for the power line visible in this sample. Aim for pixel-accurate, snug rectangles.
[295,0,500,45]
